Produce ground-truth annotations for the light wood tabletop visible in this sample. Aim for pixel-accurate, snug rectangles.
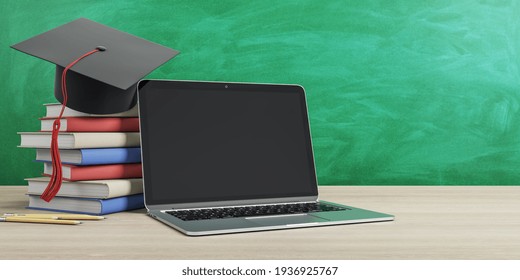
[0,186,519,260]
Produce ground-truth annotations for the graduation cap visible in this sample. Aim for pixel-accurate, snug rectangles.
[11,18,179,114]
[11,18,179,202]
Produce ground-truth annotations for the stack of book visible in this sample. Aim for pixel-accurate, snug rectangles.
[18,103,144,215]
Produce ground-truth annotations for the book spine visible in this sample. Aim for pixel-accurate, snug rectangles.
[104,179,143,198]
[99,194,145,214]
[81,148,141,165]
[47,163,142,181]
[43,117,139,132]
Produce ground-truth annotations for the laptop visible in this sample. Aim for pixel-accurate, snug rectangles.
[137,80,393,236]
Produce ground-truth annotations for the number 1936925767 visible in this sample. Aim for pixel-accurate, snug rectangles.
[274,266,338,276]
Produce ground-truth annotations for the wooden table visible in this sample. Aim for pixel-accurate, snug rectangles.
[0,186,519,260]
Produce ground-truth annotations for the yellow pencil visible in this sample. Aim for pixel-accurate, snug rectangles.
[3,213,105,220]
[0,216,81,225]
[54,214,105,220]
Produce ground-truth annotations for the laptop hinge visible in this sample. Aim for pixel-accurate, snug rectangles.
[147,195,319,211]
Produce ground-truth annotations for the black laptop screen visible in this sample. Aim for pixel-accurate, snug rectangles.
[138,80,318,205]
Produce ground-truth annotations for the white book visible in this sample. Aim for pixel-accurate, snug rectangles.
[18,132,140,149]
[44,103,138,118]
[26,177,143,199]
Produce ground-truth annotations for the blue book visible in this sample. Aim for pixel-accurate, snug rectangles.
[35,147,141,165]
[27,194,144,215]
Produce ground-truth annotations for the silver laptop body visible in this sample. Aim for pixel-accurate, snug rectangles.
[138,80,393,236]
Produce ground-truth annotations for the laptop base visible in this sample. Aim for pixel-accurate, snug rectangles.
[148,201,394,236]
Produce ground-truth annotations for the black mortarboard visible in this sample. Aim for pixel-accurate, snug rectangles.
[11,18,179,114]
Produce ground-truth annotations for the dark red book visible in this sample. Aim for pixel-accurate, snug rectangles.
[43,162,142,181]
[40,117,139,132]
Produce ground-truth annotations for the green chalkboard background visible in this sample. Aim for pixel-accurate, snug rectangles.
[1,0,520,185]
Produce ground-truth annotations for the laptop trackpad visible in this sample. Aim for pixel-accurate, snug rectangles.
[247,214,328,227]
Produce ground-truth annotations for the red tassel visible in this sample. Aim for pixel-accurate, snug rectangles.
[40,49,101,202]
[40,120,62,201]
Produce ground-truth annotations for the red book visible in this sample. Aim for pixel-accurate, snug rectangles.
[40,117,139,132]
[43,163,142,181]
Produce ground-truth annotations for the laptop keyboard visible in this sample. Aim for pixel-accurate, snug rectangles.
[165,202,349,221]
